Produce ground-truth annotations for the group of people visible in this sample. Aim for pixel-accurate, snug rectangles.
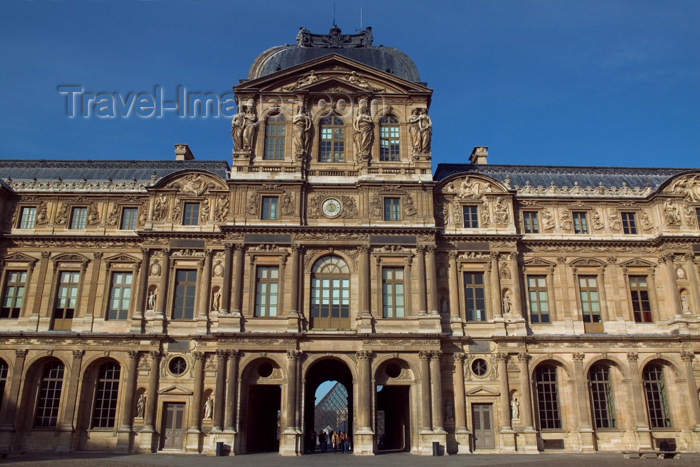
[306,429,351,453]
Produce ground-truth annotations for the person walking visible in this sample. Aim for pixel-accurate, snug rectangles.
[331,430,339,453]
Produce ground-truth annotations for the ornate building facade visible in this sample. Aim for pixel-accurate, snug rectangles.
[0,26,699,456]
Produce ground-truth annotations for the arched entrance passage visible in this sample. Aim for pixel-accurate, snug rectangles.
[240,357,283,453]
[375,358,413,452]
[303,358,353,453]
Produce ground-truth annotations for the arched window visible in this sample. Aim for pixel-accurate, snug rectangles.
[92,362,121,428]
[263,114,285,160]
[0,359,8,412]
[35,361,65,427]
[319,116,344,162]
[643,364,671,428]
[311,256,350,329]
[589,364,615,429]
[379,116,400,161]
[535,364,561,429]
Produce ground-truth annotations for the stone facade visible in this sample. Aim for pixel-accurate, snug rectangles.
[0,26,699,456]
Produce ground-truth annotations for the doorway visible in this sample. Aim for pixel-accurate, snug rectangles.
[246,385,281,452]
[472,403,495,450]
[376,385,410,452]
[160,402,185,450]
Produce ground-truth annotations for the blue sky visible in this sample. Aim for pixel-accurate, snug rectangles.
[1,0,698,169]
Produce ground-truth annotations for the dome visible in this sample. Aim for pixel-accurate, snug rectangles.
[248,26,423,84]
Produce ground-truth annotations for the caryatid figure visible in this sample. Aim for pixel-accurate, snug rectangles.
[353,99,373,162]
[292,106,312,158]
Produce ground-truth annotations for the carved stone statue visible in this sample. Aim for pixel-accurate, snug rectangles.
[503,290,512,315]
[493,197,509,224]
[511,394,520,420]
[204,397,213,420]
[148,289,157,311]
[212,290,221,312]
[664,199,682,225]
[444,397,454,421]
[242,103,258,151]
[418,108,432,152]
[231,108,245,151]
[680,290,690,313]
[353,100,373,162]
[136,393,146,418]
[408,108,421,153]
[292,106,312,158]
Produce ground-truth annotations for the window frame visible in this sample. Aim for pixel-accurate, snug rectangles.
[172,269,197,320]
[535,364,562,430]
[621,212,637,234]
[522,211,539,233]
[254,265,279,317]
[526,275,550,323]
[318,115,345,162]
[182,202,200,226]
[91,362,121,429]
[51,270,82,331]
[261,196,279,220]
[572,211,588,234]
[34,361,65,427]
[578,275,601,325]
[310,256,351,330]
[18,206,37,229]
[1,269,28,319]
[589,364,616,429]
[629,275,652,323]
[643,364,672,429]
[378,115,400,162]
[382,266,405,318]
[69,206,88,230]
[119,207,139,230]
[463,205,479,228]
[263,113,286,160]
[106,271,133,320]
[0,359,7,412]
[463,271,486,322]
[383,197,401,221]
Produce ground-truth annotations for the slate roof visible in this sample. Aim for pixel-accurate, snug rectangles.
[0,160,230,182]
[434,164,695,190]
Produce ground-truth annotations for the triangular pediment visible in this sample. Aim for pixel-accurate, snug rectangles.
[619,257,656,268]
[52,253,90,264]
[236,54,431,95]
[2,252,38,264]
[105,253,140,264]
[158,384,193,395]
[524,257,556,268]
[466,386,500,397]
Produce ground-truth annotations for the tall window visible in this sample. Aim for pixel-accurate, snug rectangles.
[621,212,637,234]
[643,364,671,428]
[172,270,197,320]
[310,256,350,329]
[590,364,616,429]
[382,267,405,318]
[535,365,561,429]
[261,196,278,220]
[319,116,344,162]
[92,362,120,428]
[463,206,478,228]
[254,266,279,317]
[573,211,588,234]
[52,271,80,330]
[0,359,7,411]
[384,197,400,221]
[18,206,37,229]
[464,272,486,322]
[579,276,601,324]
[120,207,138,230]
[523,211,539,233]
[107,272,132,320]
[629,276,652,323]
[527,275,550,323]
[263,114,285,160]
[182,202,199,226]
[70,207,87,229]
[379,116,400,161]
[35,362,64,427]
[2,270,27,319]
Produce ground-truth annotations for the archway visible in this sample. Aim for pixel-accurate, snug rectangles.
[304,358,353,453]
[375,359,412,452]
[240,358,283,453]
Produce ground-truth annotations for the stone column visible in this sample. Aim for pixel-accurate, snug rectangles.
[496,353,511,430]
[626,352,652,449]
[416,246,427,315]
[490,253,502,319]
[224,350,239,433]
[30,252,50,330]
[598,267,610,323]
[661,254,682,316]
[431,351,445,432]
[546,266,558,322]
[419,351,432,432]
[425,246,438,315]
[448,252,463,335]
[354,350,374,455]
[572,353,595,451]
[213,350,227,432]
[231,245,244,316]
[186,352,205,452]
[142,351,161,432]
[680,351,700,428]
[0,350,27,445]
[452,353,470,453]
[197,250,212,333]
[132,248,150,333]
[56,350,84,450]
[510,254,523,319]
[517,352,538,453]
[220,244,233,315]
[117,350,139,450]
[358,246,370,316]
[281,350,301,455]
[685,254,700,315]
[289,246,301,315]
[156,250,170,318]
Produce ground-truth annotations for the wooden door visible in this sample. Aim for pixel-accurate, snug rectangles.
[472,403,495,450]
[161,403,185,450]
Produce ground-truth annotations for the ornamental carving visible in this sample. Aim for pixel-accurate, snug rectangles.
[280,191,294,216]
[87,202,100,225]
[232,99,258,159]
[200,199,210,222]
[663,199,682,226]
[55,203,68,225]
[512,180,653,198]
[668,173,700,203]
[541,209,555,231]
[352,98,374,163]
[493,197,509,224]
[640,210,654,231]
[171,198,181,221]
[591,210,604,230]
[36,201,48,224]
[403,194,418,218]
[560,210,573,231]
[609,212,621,232]
[214,194,229,222]
[369,195,383,217]
[153,194,169,221]
[106,204,119,226]
[4,178,148,193]
[282,71,321,91]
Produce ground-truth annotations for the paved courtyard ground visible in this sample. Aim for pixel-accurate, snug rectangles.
[2,451,700,467]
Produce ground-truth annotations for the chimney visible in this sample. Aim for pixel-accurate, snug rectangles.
[469,146,488,165]
[175,144,194,161]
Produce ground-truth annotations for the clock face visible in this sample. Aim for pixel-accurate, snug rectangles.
[322,198,341,218]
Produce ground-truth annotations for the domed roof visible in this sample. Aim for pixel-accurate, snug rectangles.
[248,26,423,84]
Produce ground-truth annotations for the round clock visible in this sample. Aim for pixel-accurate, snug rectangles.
[322,198,342,218]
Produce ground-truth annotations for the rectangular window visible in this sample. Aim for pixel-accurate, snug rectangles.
[629,276,652,323]
[579,276,601,323]
[254,266,279,317]
[527,275,550,323]
[523,211,539,233]
[573,211,588,234]
[379,118,400,161]
[261,196,279,220]
[263,115,285,160]
[621,212,637,234]
[319,117,344,162]
[18,206,37,229]
[107,272,132,320]
[52,271,80,330]
[69,207,87,229]
[590,366,616,429]
[383,197,400,221]
[463,206,479,228]
[536,366,561,429]
[464,272,486,322]
[1,270,27,319]
[172,269,197,320]
[382,267,405,318]
[182,202,199,226]
[92,363,120,428]
[120,207,138,230]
